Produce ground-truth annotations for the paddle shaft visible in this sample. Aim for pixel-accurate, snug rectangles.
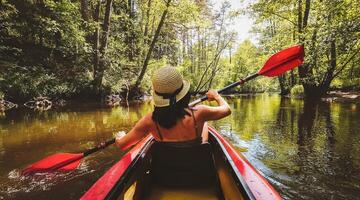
[47,139,116,172]
[83,138,116,156]
[189,73,259,107]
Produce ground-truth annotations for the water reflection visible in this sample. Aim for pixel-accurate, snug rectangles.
[0,95,359,200]
[0,102,153,199]
[214,94,360,200]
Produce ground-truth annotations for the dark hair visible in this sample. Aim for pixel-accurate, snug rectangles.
[152,92,191,129]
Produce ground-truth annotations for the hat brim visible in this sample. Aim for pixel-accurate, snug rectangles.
[152,80,190,107]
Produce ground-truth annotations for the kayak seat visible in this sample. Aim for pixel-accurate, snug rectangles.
[150,142,218,188]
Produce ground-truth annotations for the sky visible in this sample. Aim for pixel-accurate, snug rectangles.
[211,0,257,44]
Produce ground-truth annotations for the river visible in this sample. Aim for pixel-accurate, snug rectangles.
[0,94,359,199]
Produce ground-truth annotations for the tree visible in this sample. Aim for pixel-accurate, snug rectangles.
[93,0,114,96]
[250,0,360,99]
[132,0,171,94]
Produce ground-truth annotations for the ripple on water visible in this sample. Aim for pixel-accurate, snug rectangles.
[0,159,95,198]
[219,125,248,149]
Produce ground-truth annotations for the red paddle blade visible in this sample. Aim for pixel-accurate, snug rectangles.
[258,45,304,77]
[22,153,84,175]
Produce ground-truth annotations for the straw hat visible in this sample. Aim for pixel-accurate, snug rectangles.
[152,66,190,107]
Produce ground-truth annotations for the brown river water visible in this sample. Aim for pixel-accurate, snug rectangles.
[0,94,359,200]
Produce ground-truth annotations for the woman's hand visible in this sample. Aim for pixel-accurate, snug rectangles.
[206,89,220,101]
[114,131,126,140]
[198,89,231,121]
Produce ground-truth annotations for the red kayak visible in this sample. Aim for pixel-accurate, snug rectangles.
[81,126,282,200]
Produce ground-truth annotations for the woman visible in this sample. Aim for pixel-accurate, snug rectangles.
[115,66,231,149]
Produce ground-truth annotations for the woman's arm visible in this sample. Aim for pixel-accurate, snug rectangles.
[201,122,209,144]
[197,90,231,121]
[115,115,151,150]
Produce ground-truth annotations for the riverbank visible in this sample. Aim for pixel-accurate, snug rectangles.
[269,89,360,104]
[2,90,359,113]
[321,90,360,103]
[309,91,360,104]
[221,90,360,104]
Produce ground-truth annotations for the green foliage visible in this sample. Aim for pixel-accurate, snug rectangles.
[331,77,360,90]
[249,0,360,97]
[290,84,304,96]
[7,0,357,101]
[0,0,91,100]
[1,61,91,99]
[1,0,263,100]
[218,40,277,93]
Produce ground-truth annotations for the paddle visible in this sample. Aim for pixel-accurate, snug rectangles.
[189,45,304,106]
[22,138,115,175]
[22,45,304,175]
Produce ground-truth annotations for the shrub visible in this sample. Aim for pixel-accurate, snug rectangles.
[290,84,304,97]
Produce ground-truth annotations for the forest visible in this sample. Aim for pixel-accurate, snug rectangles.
[0,0,359,102]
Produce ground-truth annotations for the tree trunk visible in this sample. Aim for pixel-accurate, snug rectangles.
[80,0,89,22]
[80,0,95,59]
[197,26,201,69]
[297,0,318,99]
[207,55,221,90]
[93,0,113,95]
[188,30,194,73]
[320,38,336,94]
[128,0,135,18]
[92,0,101,88]
[297,0,303,34]
[303,0,311,28]
[181,28,186,63]
[143,0,152,44]
[126,0,137,61]
[203,29,207,67]
[229,46,232,64]
[278,74,290,95]
[290,70,295,86]
[267,17,293,95]
[132,0,171,91]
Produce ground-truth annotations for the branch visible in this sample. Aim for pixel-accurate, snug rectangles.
[194,51,220,93]
[303,0,311,28]
[332,47,360,79]
[262,10,296,25]
[133,0,171,89]
[194,35,233,93]
[198,67,221,92]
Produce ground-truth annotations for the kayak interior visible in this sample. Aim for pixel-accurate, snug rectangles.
[104,132,254,200]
